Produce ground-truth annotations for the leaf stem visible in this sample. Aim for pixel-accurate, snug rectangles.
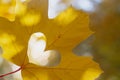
[0,67,22,78]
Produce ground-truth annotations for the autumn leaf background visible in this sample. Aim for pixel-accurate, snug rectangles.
[0,0,120,80]
[74,0,120,80]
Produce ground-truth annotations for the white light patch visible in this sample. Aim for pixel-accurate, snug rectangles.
[72,0,95,12]
[28,32,46,59]
[48,0,72,19]
[48,0,103,17]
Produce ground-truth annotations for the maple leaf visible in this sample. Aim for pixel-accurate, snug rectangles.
[0,0,102,80]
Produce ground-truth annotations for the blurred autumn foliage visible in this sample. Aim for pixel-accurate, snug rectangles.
[89,0,120,79]
[74,0,120,80]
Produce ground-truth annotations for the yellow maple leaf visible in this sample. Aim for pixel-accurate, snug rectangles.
[0,0,102,80]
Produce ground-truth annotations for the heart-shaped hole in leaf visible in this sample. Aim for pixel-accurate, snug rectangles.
[27,32,61,67]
